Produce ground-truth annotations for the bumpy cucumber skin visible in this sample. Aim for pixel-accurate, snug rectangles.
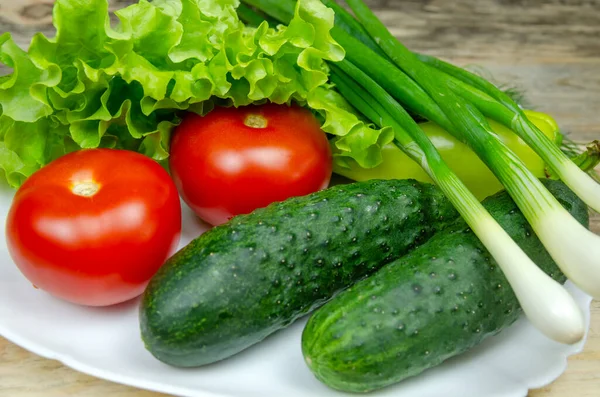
[140,179,460,367]
[302,180,589,393]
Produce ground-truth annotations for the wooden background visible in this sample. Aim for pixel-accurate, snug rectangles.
[0,0,599,396]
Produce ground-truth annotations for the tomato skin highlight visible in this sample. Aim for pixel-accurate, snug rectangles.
[5,149,182,307]
[169,104,333,226]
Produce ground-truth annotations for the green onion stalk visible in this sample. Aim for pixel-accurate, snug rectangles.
[416,53,600,215]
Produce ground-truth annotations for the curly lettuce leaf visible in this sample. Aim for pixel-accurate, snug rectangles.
[0,0,389,188]
[0,34,60,122]
[307,86,394,168]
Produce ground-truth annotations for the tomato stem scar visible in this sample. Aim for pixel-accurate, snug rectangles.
[244,114,268,129]
[72,181,100,197]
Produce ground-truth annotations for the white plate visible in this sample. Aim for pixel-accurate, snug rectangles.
[0,183,592,397]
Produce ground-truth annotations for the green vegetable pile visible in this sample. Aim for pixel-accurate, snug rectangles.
[3,0,600,394]
[0,0,392,187]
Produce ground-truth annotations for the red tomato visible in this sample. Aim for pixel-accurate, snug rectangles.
[5,149,182,307]
[169,103,332,226]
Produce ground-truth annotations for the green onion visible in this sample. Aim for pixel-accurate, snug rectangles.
[320,0,388,58]
[240,0,294,24]
[236,3,279,27]
[342,0,600,300]
[321,0,600,192]
[417,53,600,214]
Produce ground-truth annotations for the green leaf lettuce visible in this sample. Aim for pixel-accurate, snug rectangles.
[0,0,390,187]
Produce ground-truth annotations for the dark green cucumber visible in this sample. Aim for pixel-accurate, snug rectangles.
[302,179,589,393]
[140,179,460,367]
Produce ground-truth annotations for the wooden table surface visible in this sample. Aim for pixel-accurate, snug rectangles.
[0,0,599,396]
